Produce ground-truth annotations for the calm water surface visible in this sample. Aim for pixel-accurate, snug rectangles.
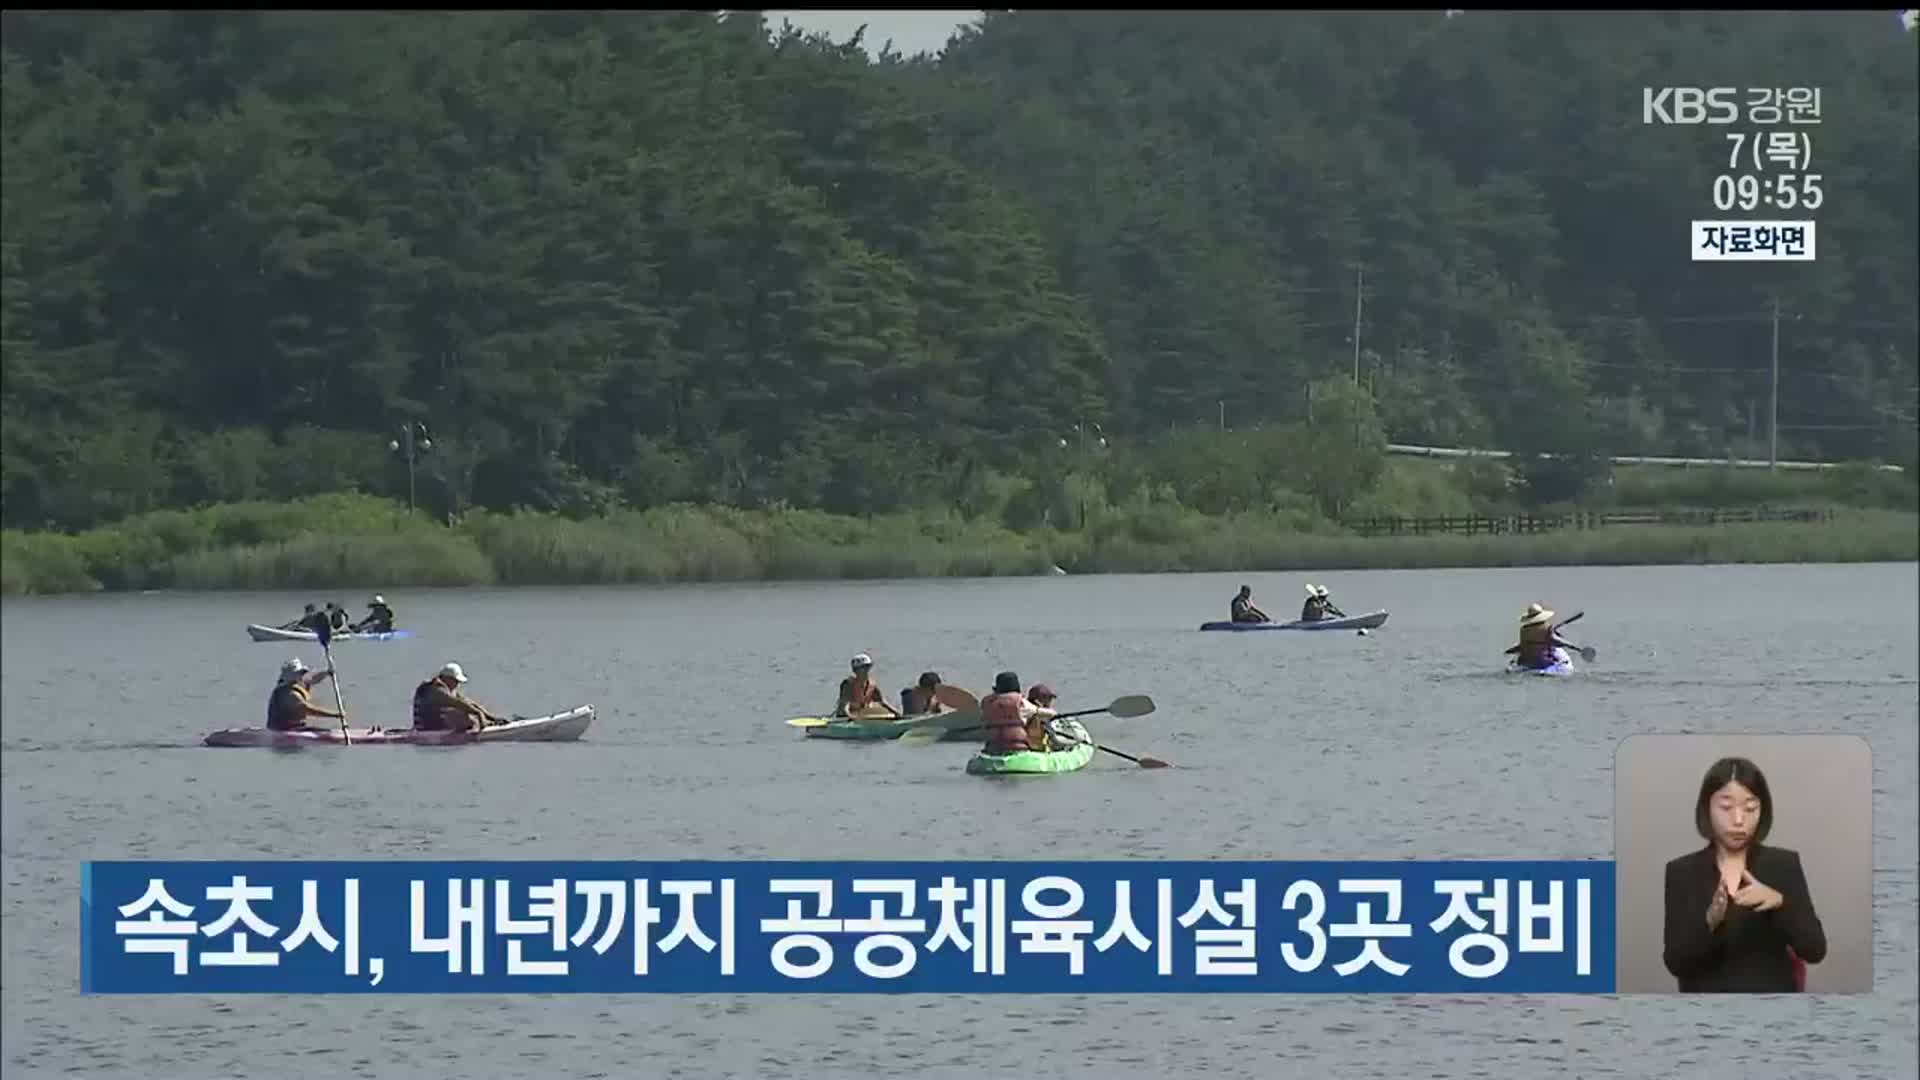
[4,563,1916,1079]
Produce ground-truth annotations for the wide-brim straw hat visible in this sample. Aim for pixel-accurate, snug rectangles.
[1521,603,1555,627]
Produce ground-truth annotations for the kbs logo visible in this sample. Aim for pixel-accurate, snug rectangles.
[1642,87,1739,125]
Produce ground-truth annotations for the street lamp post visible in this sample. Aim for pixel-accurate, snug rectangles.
[1053,422,1107,530]
[389,422,432,512]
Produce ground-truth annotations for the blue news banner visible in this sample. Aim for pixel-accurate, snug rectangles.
[82,860,1615,994]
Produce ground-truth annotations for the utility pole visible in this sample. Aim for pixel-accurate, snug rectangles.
[1769,294,1780,469]
[1352,265,1365,385]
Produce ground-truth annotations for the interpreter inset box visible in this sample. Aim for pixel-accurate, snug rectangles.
[1613,733,1871,993]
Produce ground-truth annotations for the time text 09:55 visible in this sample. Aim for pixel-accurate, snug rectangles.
[1713,173,1822,213]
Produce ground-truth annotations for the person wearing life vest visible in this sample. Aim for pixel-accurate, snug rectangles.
[1511,603,1575,668]
[411,662,499,733]
[267,658,341,732]
[981,671,1058,755]
[353,594,396,634]
[1025,683,1061,750]
[323,602,351,633]
[1230,585,1269,624]
[900,671,946,716]
[1300,584,1345,622]
[836,653,898,718]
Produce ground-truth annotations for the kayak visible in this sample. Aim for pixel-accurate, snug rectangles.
[1508,648,1574,677]
[1198,609,1389,632]
[247,624,413,643]
[201,705,594,747]
[965,720,1096,776]
[803,708,980,741]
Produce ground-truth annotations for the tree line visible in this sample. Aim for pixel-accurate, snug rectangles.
[2,11,1914,530]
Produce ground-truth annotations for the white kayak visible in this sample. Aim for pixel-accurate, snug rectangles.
[247,623,413,643]
[1508,648,1575,677]
[201,705,594,747]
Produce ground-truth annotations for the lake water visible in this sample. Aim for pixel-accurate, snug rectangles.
[4,563,1916,1079]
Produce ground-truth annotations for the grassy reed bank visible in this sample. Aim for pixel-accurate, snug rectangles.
[2,494,1912,596]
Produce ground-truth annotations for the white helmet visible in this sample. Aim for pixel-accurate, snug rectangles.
[439,662,469,684]
[279,658,310,683]
[371,594,386,605]
[850,653,873,670]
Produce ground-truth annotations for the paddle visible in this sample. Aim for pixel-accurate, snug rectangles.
[787,704,898,728]
[1550,611,1598,662]
[1046,725,1171,769]
[1040,697,1168,767]
[315,619,352,746]
[899,693,1157,745]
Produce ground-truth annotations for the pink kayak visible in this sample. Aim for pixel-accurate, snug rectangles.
[201,705,594,747]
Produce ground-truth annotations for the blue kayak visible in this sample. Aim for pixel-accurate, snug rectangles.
[1199,610,1389,632]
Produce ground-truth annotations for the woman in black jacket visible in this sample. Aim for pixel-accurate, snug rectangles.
[1662,756,1828,992]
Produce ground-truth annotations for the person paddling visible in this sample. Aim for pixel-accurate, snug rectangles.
[1301,584,1346,622]
[836,653,898,719]
[1230,585,1270,624]
[1509,603,1578,669]
[352,594,396,634]
[1025,683,1063,748]
[267,658,343,732]
[411,662,501,734]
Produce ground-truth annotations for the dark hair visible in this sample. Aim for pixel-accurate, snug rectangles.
[1693,756,1774,843]
[993,670,1020,694]
[918,671,941,689]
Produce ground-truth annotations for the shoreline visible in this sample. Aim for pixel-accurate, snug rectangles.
[7,556,1916,603]
[4,496,1913,597]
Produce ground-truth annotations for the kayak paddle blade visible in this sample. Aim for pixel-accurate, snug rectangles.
[786,717,833,728]
[935,685,979,711]
[1082,738,1170,769]
[1106,694,1156,719]
[900,723,957,745]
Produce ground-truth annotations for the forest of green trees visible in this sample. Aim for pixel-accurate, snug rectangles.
[3,12,1915,533]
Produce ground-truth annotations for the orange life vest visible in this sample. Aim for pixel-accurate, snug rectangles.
[981,691,1030,754]
[840,675,882,712]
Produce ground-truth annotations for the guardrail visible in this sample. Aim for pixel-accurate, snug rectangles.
[1343,507,1835,538]
[1385,443,1906,473]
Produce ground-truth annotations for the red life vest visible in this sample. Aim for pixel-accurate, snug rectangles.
[981,691,1030,754]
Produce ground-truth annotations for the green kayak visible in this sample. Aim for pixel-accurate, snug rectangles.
[965,720,1095,776]
[804,708,979,741]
